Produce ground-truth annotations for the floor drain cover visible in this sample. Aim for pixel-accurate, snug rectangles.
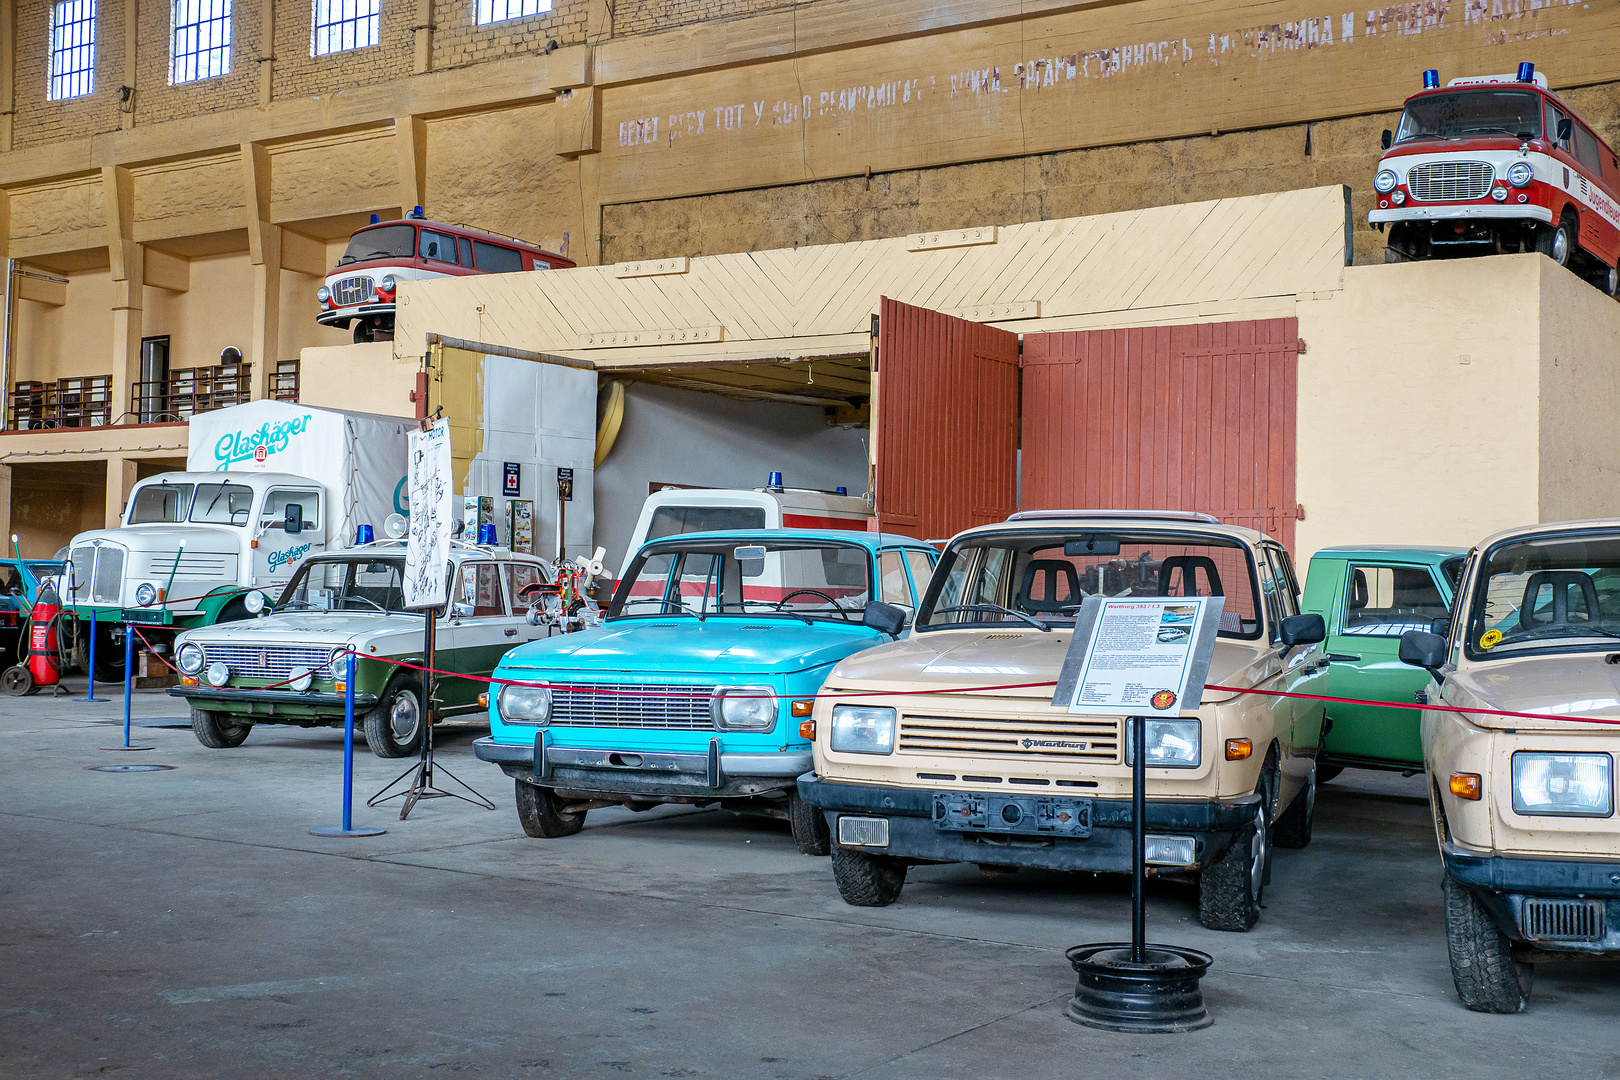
[87,764,176,773]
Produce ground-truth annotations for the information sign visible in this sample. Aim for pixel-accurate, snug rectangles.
[1051,596,1223,716]
[557,466,574,502]
[503,462,521,497]
[404,419,453,609]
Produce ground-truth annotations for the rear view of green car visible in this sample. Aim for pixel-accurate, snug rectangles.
[1300,547,1464,779]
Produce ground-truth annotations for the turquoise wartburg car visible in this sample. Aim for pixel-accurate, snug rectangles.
[473,529,938,853]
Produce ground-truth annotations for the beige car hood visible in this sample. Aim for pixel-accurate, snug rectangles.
[1444,654,1620,733]
[828,629,1266,703]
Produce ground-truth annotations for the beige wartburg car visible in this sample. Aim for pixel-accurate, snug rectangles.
[1400,519,1620,1013]
[797,511,1329,931]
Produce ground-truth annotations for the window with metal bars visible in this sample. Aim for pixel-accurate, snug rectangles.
[312,0,380,55]
[475,0,550,25]
[170,0,232,84]
[48,0,97,100]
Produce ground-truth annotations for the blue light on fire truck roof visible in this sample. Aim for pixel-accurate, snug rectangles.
[1518,62,1535,83]
[370,213,380,224]
[1423,69,1440,89]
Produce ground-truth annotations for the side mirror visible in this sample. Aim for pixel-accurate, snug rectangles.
[1279,613,1325,647]
[284,504,303,535]
[451,601,475,619]
[862,600,907,637]
[1557,117,1573,142]
[1380,128,1393,150]
[1399,630,1448,671]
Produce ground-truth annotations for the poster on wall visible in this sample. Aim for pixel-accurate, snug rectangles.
[1051,596,1223,716]
[507,500,534,554]
[405,419,454,609]
[463,495,494,539]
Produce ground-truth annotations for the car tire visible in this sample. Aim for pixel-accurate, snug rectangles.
[1198,774,1272,932]
[830,847,907,906]
[1273,764,1316,849]
[214,598,252,623]
[362,677,425,758]
[514,779,585,838]
[1535,216,1574,267]
[191,706,251,748]
[788,791,831,856]
[1444,876,1531,1013]
[353,322,371,344]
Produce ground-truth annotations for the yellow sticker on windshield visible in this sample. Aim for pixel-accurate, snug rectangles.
[1479,628,1503,650]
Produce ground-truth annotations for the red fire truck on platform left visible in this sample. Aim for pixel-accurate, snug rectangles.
[318,209,576,343]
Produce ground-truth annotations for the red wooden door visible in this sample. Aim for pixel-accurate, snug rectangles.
[873,297,1019,541]
[1019,319,1299,549]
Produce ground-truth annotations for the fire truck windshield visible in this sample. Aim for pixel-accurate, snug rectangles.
[337,223,417,266]
[1396,89,1543,143]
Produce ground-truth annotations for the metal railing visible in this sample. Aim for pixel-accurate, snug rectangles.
[7,358,301,429]
[132,364,252,422]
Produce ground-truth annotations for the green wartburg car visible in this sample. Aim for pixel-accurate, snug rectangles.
[169,540,554,757]
[1301,546,1464,778]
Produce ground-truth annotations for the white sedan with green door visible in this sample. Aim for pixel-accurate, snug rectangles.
[169,540,553,757]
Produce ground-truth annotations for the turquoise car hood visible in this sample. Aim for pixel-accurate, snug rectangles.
[499,617,888,676]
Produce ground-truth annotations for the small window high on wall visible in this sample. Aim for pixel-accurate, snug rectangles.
[476,0,549,25]
[170,0,232,84]
[48,0,97,100]
[312,0,380,55]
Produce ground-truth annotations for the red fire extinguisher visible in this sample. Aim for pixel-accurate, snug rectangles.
[27,584,63,689]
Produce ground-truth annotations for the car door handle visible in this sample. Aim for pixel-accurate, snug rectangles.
[1325,653,1360,662]
[505,628,518,636]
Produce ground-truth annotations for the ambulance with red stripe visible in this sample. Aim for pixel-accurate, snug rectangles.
[1370,64,1620,297]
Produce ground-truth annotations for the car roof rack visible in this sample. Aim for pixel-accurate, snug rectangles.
[1004,509,1223,524]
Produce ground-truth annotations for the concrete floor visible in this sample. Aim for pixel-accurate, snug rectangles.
[2,682,1617,1079]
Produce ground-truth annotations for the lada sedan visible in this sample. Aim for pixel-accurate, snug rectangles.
[170,541,552,757]
[798,511,1328,931]
[1401,520,1620,1012]
[473,529,938,852]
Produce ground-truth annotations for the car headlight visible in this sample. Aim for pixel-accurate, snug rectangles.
[205,661,231,687]
[1512,752,1612,817]
[379,274,398,292]
[134,583,157,607]
[829,705,896,755]
[1507,161,1534,188]
[327,648,348,676]
[290,671,314,692]
[1126,719,1202,768]
[1374,169,1399,194]
[498,683,552,725]
[713,686,778,732]
[243,589,266,614]
[176,642,206,675]
[316,285,331,303]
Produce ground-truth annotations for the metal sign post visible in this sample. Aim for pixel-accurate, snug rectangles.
[310,651,385,837]
[99,622,154,752]
[74,610,108,702]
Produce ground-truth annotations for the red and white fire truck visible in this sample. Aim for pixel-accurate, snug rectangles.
[1369,65,1620,296]
[317,209,576,342]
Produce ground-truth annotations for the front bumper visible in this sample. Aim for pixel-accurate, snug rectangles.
[799,776,1261,873]
[475,735,812,800]
[317,303,395,327]
[169,684,378,718]
[1444,842,1620,955]
[1368,204,1553,225]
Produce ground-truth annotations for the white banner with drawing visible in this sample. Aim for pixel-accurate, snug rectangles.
[404,419,454,609]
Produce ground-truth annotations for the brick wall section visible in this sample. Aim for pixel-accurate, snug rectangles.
[273,0,415,100]
[11,0,128,149]
[613,0,798,38]
[432,0,594,71]
[132,0,262,126]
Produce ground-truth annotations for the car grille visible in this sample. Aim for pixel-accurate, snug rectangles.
[1406,161,1493,202]
[549,683,716,730]
[203,645,334,680]
[1521,898,1605,941]
[330,275,375,307]
[898,713,1122,762]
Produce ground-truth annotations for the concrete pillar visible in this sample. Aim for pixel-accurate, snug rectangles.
[249,226,281,401]
[0,463,13,551]
[105,457,136,529]
[110,264,144,425]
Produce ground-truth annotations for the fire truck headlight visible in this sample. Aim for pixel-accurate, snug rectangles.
[1392,190,1407,206]
[1374,169,1399,194]
[1492,186,1509,202]
[315,285,331,303]
[379,274,398,293]
[1507,162,1534,188]
[134,583,157,607]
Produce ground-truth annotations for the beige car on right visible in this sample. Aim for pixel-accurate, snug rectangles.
[1400,519,1620,1013]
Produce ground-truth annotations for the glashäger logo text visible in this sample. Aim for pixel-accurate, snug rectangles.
[214,415,312,470]
[267,543,313,573]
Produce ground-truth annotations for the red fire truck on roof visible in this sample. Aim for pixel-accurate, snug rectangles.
[1369,64,1620,297]
[317,209,576,342]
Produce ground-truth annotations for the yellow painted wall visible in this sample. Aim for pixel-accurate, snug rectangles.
[1537,260,1620,525]
[13,269,114,382]
[1294,256,1546,563]
[296,341,418,418]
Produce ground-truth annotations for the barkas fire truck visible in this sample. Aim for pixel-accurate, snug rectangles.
[317,208,575,342]
[1369,63,1620,297]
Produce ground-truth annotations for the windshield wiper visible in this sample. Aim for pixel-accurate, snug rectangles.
[275,598,319,611]
[929,604,1051,633]
[341,595,388,613]
[737,599,813,626]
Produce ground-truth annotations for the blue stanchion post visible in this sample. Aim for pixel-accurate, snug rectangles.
[77,609,108,703]
[310,650,385,838]
[100,621,152,752]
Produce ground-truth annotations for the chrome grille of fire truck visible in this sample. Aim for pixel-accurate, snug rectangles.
[547,684,716,729]
[1406,162,1493,202]
[330,275,375,307]
[202,645,333,680]
[898,713,1121,762]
